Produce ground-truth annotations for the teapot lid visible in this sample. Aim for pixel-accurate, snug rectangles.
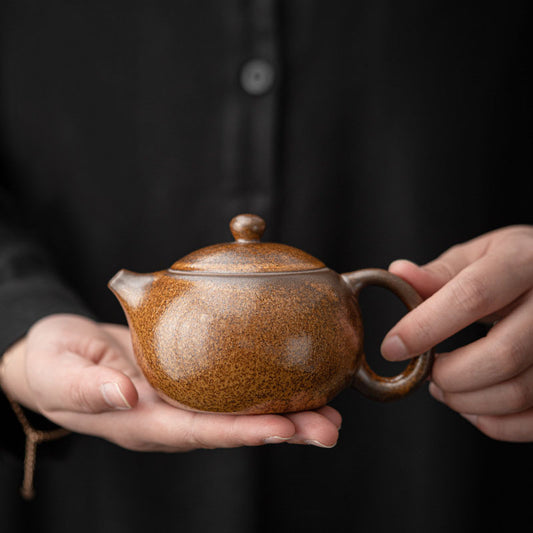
[170,214,325,273]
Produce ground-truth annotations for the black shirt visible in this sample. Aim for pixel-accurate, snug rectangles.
[1,2,531,532]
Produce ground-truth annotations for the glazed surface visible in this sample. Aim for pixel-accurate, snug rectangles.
[170,241,326,272]
[123,269,363,413]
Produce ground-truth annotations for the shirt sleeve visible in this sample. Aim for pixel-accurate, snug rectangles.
[0,185,95,455]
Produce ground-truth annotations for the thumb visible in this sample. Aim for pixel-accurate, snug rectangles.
[33,350,138,414]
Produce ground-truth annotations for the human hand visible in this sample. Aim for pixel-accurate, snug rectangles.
[381,225,533,442]
[0,314,341,451]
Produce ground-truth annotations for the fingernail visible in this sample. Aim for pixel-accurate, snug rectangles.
[381,334,409,360]
[263,436,292,444]
[304,439,337,449]
[101,382,131,409]
[389,259,419,269]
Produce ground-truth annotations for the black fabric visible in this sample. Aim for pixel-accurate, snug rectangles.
[1,1,531,532]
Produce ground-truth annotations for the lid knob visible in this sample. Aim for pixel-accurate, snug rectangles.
[230,214,266,243]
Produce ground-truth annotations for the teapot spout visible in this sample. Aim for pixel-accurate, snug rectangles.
[108,269,155,312]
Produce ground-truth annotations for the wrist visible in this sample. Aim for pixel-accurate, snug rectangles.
[1,337,71,500]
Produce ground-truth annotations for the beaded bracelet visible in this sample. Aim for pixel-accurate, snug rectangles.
[0,346,70,500]
[6,396,70,499]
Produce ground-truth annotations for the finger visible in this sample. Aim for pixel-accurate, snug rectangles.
[430,291,533,392]
[461,409,533,442]
[154,409,297,451]
[284,410,340,448]
[191,412,297,448]
[54,400,298,451]
[382,250,533,361]
[30,349,138,414]
[430,363,533,415]
[315,405,343,429]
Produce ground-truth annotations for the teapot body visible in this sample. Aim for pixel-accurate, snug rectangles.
[123,268,363,414]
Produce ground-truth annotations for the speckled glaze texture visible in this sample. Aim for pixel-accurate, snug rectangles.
[108,214,433,413]
[171,242,325,273]
[112,268,363,414]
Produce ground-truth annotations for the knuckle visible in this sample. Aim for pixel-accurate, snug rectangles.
[429,360,446,388]
[450,273,491,315]
[68,381,94,412]
[507,236,531,260]
[186,414,213,450]
[494,227,533,265]
[402,310,434,350]
[425,257,457,281]
[508,378,531,412]
[431,369,450,392]
[440,242,464,260]
[223,417,244,446]
[431,354,463,391]
[113,418,191,452]
[502,225,533,243]
[495,335,527,379]
[83,337,114,363]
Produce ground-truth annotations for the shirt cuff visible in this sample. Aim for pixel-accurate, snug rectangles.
[0,276,96,357]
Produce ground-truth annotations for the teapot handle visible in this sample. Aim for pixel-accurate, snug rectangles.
[342,268,434,402]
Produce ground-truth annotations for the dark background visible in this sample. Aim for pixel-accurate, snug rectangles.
[1,1,531,532]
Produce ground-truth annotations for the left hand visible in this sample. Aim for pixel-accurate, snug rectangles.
[0,315,342,452]
[381,225,533,442]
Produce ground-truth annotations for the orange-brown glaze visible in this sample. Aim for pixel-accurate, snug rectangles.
[122,269,362,414]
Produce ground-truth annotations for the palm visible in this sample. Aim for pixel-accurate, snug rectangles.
[24,316,341,451]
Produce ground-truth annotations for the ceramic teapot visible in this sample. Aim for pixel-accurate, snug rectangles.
[109,214,433,414]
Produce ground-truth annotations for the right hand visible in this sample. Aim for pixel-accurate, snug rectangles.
[0,314,341,451]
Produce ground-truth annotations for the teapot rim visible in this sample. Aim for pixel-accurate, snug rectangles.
[166,266,331,277]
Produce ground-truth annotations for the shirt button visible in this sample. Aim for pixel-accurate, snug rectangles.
[240,59,275,95]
